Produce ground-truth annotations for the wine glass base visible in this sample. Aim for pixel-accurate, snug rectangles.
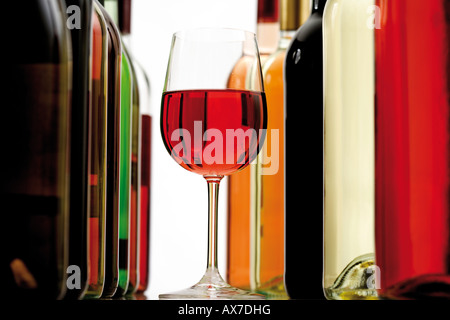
[159,268,265,300]
[159,283,265,300]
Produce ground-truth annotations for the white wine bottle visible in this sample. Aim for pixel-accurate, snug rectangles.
[323,0,378,300]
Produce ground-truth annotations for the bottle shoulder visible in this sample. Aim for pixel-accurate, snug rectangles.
[289,15,323,47]
[284,17,324,75]
[262,48,286,77]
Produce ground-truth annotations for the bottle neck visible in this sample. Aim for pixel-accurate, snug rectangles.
[257,21,279,55]
[278,0,310,50]
[256,0,279,55]
[104,0,119,27]
[311,0,327,15]
[122,33,132,50]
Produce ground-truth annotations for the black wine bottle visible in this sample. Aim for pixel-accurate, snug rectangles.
[64,0,93,300]
[97,0,123,298]
[284,0,327,300]
[1,0,72,299]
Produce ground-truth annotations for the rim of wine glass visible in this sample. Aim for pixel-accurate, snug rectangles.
[171,27,256,42]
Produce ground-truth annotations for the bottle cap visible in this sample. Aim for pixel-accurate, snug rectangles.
[258,0,279,23]
[280,0,310,30]
[118,0,131,35]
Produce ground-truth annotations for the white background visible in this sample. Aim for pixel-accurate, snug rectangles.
[128,0,258,300]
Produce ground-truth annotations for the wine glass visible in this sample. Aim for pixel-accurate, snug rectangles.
[159,28,267,300]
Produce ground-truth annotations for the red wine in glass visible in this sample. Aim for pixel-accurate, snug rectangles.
[161,89,267,176]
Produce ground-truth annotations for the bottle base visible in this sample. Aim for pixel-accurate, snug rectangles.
[325,253,379,300]
[254,275,289,299]
[380,274,450,300]
[325,287,378,300]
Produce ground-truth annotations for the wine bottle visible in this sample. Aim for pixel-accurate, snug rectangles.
[84,0,108,299]
[253,0,309,298]
[97,0,123,299]
[127,66,141,296]
[116,46,133,298]
[227,0,280,292]
[375,0,450,299]
[104,0,134,298]
[322,0,377,300]
[118,0,149,296]
[64,0,93,300]
[137,92,152,294]
[284,0,327,300]
[116,0,152,295]
[134,60,152,295]
[1,0,71,299]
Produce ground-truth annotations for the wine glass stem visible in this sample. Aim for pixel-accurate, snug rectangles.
[205,175,223,272]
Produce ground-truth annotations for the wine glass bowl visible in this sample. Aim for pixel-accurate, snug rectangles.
[161,89,266,176]
[159,28,267,300]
